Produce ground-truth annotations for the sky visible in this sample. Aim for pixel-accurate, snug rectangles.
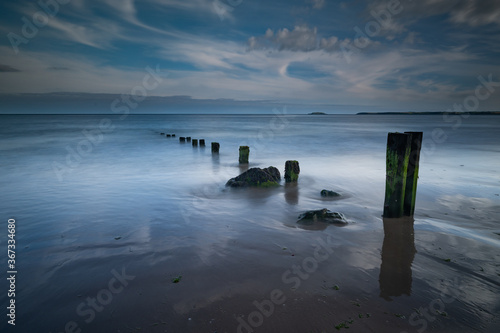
[0,0,499,114]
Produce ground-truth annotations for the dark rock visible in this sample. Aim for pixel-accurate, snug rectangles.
[297,208,348,225]
[321,189,341,197]
[226,167,281,187]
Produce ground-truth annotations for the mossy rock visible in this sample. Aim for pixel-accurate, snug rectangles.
[297,208,348,225]
[321,189,341,197]
[226,167,281,187]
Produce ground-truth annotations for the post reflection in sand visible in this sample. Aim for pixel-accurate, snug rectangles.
[284,182,299,205]
[379,217,417,301]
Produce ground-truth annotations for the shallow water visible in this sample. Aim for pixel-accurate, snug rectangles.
[0,114,499,332]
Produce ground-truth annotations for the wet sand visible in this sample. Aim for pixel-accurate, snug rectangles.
[34,210,500,333]
[2,115,499,333]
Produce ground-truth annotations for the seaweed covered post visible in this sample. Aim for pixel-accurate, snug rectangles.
[239,146,249,164]
[403,132,423,216]
[199,139,205,147]
[179,137,186,142]
[284,160,300,182]
[211,142,220,154]
[186,137,191,142]
[383,133,411,218]
[192,139,198,147]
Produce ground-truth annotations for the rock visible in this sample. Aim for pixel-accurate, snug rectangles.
[226,167,281,187]
[321,189,341,197]
[284,160,300,182]
[297,209,348,225]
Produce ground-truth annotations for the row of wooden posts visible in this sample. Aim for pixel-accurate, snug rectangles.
[161,131,423,217]
[161,133,221,153]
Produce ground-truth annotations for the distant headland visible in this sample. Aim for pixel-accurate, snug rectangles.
[308,112,327,115]
[357,111,500,115]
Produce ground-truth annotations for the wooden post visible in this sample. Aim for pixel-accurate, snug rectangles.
[160,133,165,135]
[192,139,198,147]
[186,137,191,142]
[211,142,220,154]
[172,134,175,137]
[166,134,171,137]
[284,160,300,182]
[179,137,186,142]
[403,132,422,216]
[239,146,249,164]
[199,139,205,146]
[383,133,411,218]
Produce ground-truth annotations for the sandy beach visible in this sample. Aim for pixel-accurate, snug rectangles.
[1,114,499,333]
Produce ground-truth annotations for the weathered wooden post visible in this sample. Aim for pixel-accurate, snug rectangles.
[160,132,165,135]
[199,139,205,147]
[179,137,186,142]
[383,133,411,218]
[186,137,191,142]
[211,142,220,154]
[239,146,249,164]
[383,132,422,218]
[284,160,300,182]
[403,132,422,216]
[172,134,176,137]
[166,134,171,137]
[192,139,198,147]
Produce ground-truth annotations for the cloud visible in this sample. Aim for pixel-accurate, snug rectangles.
[310,0,325,9]
[449,0,500,26]
[248,25,339,52]
[365,0,500,30]
[0,64,20,72]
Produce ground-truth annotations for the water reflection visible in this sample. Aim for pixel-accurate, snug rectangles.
[211,154,220,173]
[284,182,299,205]
[379,217,416,301]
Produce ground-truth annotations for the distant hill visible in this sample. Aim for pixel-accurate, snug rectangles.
[308,112,327,115]
[357,111,500,115]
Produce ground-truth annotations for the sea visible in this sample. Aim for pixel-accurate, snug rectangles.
[0,113,499,332]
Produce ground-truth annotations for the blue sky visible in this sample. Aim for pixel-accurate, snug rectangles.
[0,0,499,113]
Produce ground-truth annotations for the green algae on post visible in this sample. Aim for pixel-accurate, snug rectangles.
[284,160,300,182]
[383,132,411,218]
[239,146,249,164]
[192,139,198,147]
[403,132,423,216]
[383,132,423,218]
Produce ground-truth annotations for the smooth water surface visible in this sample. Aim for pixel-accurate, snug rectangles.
[1,114,499,332]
